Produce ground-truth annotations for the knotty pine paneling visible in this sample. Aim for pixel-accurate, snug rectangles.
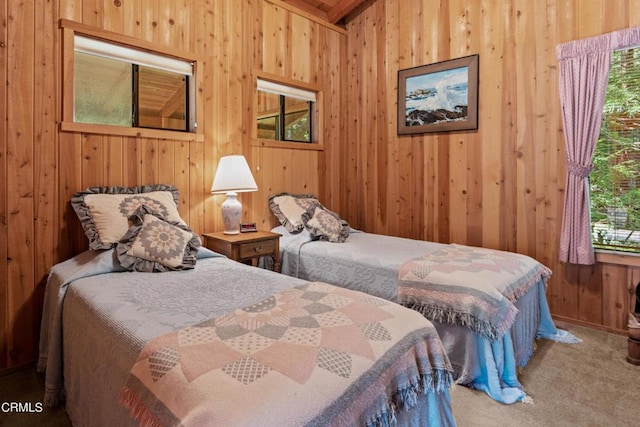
[334,0,640,335]
[3,0,639,372]
[5,0,37,372]
[1,0,9,369]
[0,0,345,371]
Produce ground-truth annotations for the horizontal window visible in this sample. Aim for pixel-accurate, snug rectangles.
[60,19,203,140]
[74,35,192,132]
[256,77,316,144]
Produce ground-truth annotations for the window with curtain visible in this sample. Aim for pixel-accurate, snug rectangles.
[590,47,640,253]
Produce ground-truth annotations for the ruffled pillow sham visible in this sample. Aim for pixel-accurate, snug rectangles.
[269,192,350,242]
[301,204,350,243]
[116,205,201,272]
[268,192,320,233]
[71,184,187,250]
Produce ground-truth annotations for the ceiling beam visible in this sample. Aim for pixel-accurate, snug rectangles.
[327,0,369,24]
[280,0,330,22]
[159,86,186,118]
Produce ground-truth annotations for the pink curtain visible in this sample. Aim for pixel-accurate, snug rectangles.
[557,27,640,265]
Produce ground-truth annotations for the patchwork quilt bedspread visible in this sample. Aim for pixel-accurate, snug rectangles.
[277,228,444,301]
[38,247,455,426]
[276,228,580,405]
[397,244,552,341]
[120,282,453,427]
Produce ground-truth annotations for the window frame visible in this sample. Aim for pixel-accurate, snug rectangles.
[59,19,204,142]
[252,71,324,151]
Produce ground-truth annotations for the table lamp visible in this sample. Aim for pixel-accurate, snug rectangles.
[211,155,258,234]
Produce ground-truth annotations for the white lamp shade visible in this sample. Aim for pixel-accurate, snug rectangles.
[211,155,258,194]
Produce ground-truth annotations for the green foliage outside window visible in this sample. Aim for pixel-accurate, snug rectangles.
[590,48,640,253]
[284,112,310,142]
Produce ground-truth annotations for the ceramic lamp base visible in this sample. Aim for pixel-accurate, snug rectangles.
[221,192,242,234]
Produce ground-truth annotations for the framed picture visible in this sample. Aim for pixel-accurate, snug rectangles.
[398,54,479,135]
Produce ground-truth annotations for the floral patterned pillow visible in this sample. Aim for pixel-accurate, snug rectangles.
[301,204,350,243]
[71,184,187,250]
[116,205,201,272]
[268,192,320,233]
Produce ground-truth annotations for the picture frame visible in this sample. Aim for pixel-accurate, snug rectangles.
[397,54,479,135]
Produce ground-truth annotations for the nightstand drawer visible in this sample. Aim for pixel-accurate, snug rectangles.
[239,239,277,258]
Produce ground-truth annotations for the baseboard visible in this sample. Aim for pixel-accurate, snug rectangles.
[552,315,628,336]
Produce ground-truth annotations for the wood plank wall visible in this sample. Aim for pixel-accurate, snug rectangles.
[2,0,640,372]
[333,0,640,335]
[0,0,344,371]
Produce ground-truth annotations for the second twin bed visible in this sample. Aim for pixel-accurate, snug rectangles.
[267,192,580,405]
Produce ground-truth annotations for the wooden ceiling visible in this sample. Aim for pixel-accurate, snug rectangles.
[281,0,372,25]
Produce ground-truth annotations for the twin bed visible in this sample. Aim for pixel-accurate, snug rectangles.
[38,185,457,427]
[267,193,579,405]
[38,184,578,426]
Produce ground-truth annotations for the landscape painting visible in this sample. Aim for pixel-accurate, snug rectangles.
[398,55,478,135]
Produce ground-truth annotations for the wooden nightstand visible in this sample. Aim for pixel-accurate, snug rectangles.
[202,230,281,272]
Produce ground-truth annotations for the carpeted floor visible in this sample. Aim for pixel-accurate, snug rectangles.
[0,367,71,427]
[451,322,640,426]
[0,323,637,426]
